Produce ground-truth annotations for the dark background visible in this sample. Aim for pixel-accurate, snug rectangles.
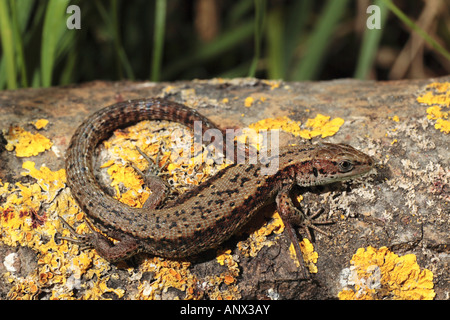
[0,0,449,89]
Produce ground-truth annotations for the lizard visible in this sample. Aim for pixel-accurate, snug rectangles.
[62,98,374,278]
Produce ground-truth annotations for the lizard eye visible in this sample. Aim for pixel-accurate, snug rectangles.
[338,160,354,172]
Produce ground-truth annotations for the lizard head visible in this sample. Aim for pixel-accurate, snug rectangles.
[294,143,374,186]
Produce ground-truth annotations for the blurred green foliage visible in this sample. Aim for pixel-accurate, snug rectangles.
[0,0,449,89]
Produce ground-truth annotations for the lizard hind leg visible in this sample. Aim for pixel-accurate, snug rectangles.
[57,215,141,262]
[130,145,171,210]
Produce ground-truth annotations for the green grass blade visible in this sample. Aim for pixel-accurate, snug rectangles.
[248,0,266,77]
[354,0,388,79]
[31,68,41,87]
[10,0,33,87]
[0,0,17,89]
[41,0,70,87]
[381,0,450,61]
[292,0,350,80]
[14,0,34,32]
[150,0,166,82]
[266,8,284,79]
[0,57,6,89]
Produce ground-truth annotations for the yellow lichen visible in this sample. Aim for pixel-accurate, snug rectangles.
[426,105,448,120]
[21,161,66,200]
[0,161,66,250]
[216,249,232,265]
[417,82,450,134]
[0,149,123,299]
[249,116,302,136]
[211,248,241,299]
[289,238,318,274]
[248,114,344,140]
[237,212,284,257]
[261,79,281,90]
[4,126,53,157]
[135,258,197,300]
[206,274,242,300]
[434,118,450,133]
[338,246,435,300]
[104,162,150,207]
[425,105,450,133]
[300,114,345,139]
[216,249,240,275]
[33,119,49,130]
[244,96,254,107]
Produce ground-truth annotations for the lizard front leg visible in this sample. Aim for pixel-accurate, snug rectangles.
[275,187,334,278]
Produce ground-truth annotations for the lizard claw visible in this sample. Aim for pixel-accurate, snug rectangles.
[57,215,140,262]
[130,145,170,183]
[56,215,94,250]
[298,207,335,241]
[130,145,171,210]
